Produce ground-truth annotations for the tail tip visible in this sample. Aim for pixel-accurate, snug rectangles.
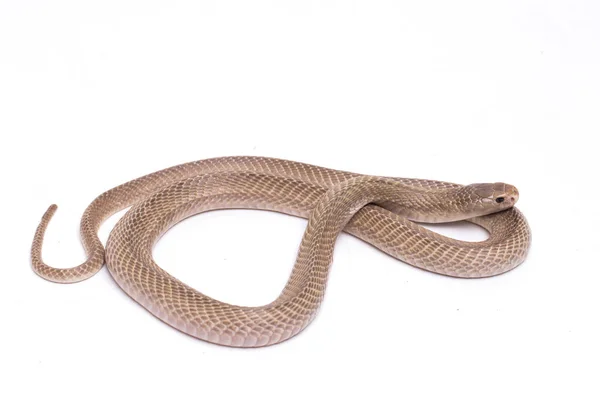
[45,204,58,217]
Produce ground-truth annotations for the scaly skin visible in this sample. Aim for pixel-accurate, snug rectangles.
[31,157,531,346]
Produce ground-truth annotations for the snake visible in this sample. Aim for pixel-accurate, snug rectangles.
[31,156,531,347]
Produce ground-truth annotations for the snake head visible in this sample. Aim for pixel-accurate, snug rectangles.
[466,182,519,215]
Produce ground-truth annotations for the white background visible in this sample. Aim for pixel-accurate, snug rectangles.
[1,1,599,399]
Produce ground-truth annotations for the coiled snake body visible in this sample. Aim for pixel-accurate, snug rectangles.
[31,157,531,347]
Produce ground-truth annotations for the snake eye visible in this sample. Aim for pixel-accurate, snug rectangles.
[495,197,505,203]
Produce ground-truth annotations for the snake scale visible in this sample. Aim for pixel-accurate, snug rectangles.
[31,156,531,347]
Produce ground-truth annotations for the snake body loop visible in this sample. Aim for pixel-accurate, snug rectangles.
[31,156,531,347]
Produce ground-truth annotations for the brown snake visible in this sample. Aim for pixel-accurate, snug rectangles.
[31,156,531,347]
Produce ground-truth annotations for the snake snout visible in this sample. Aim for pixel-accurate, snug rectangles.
[469,183,519,210]
[493,184,519,206]
[503,184,519,204]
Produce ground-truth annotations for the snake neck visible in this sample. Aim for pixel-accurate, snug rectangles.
[379,184,501,223]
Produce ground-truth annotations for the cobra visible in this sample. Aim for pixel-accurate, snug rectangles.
[31,157,531,347]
